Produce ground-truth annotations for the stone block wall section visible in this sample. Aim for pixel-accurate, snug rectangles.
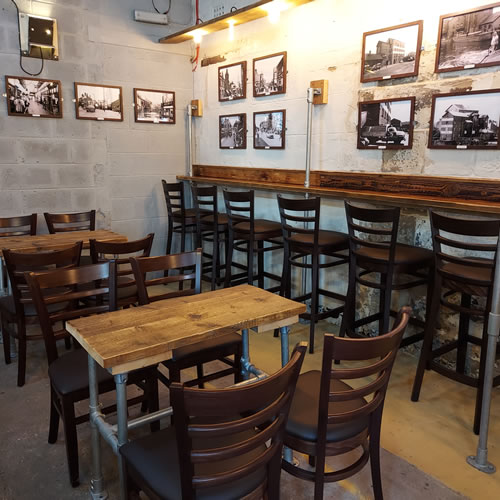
[0,0,194,257]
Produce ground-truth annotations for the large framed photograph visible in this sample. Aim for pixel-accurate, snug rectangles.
[254,110,285,149]
[5,75,62,118]
[428,89,500,149]
[219,113,246,149]
[134,88,175,124]
[358,97,415,150]
[361,21,423,83]
[253,52,287,97]
[435,3,500,73]
[218,61,246,102]
[74,82,123,121]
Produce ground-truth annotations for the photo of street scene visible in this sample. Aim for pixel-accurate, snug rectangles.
[429,91,500,148]
[436,4,500,71]
[362,22,421,82]
[134,88,175,124]
[359,98,414,149]
[6,76,62,118]
[219,62,246,101]
[75,83,122,121]
[253,52,286,97]
[254,110,285,149]
[219,113,246,149]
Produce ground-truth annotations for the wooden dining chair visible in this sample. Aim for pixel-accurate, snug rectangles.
[282,307,411,500]
[0,242,82,386]
[130,250,243,389]
[120,342,307,500]
[25,262,159,488]
[44,210,96,233]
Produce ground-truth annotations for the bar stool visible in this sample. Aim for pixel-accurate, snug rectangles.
[340,201,433,346]
[223,189,282,291]
[411,211,500,434]
[277,195,349,353]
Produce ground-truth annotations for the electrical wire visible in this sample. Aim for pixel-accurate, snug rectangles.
[152,0,171,15]
[10,0,44,77]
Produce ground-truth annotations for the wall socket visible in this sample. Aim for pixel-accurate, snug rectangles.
[213,4,225,18]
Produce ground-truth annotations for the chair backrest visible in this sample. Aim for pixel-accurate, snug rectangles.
[25,262,116,364]
[130,249,202,304]
[3,242,82,318]
[223,189,254,232]
[162,180,187,219]
[192,184,220,229]
[44,210,96,233]
[430,210,500,293]
[0,214,37,237]
[317,307,410,446]
[170,342,307,499]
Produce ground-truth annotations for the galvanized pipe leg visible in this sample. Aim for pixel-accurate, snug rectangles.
[279,325,294,464]
[115,373,129,500]
[241,328,250,380]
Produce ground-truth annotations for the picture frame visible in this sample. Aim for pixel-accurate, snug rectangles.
[74,82,123,121]
[253,110,286,150]
[435,3,500,73]
[134,88,175,124]
[218,61,247,102]
[5,75,62,118]
[358,97,415,150]
[253,52,287,97]
[428,89,500,149]
[219,113,247,149]
[361,21,423,83]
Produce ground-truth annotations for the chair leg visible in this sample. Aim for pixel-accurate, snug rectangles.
[339,257,356,339]
[313,448,325,500]
[224,231,234,288]
[211,230,219,291]
[248,239,255,286]
[146,367,160,432]
[266,451,282,500]
[48,387,60,444]
[369,409,384,500]
[64,336,72,350]
[258,240,264,289]
[234,343,243,383]
[1,315,11,364]
[379,272,392,335]
[196,363,205,389]
[17,331,27,387]
[456,293,471,374]
[309,253,319,354]
[61,397,80,487]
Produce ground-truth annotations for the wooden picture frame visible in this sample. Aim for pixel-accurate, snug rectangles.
[435,3,500,73]
[218,61,247,102]
[253,110,286,150]
[361,21,423,83]
[5,75,62,118]
[219,113,247,149]
[358,97,415,150]
[428,89,500,149]
[253,52,287,97]
[134,88,175,124]
[74,82,123,121]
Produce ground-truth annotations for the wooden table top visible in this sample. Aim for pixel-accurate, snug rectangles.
[0,230,127,257]
[66,285,306,375]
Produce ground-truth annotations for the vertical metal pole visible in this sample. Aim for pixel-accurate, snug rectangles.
[115,373,129,500]
[304,88,315,190]
[467,232,500,473]
[88,355,108,500]
[187,104,193,177]
[279,325,294,463]
[241,328,250,380]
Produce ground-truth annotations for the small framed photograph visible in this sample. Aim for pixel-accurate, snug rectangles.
[254,110,286,149]
[358,97,415,149]
[218,61,246,102]
[253,52,287,97]
[5,75,62,118]
[134,88,175,124]
[219,113,246,149]
[361,21,423,83]
[428,89,500,149]
[435,3,500,73]
[74,82,123,121]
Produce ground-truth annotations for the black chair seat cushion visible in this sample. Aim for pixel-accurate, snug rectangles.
[170,332,241,362]
[286,370,369,443]
[290,230,349,250]
[357,243,432,269]
[120,426,266,500]
[233,219,282,239]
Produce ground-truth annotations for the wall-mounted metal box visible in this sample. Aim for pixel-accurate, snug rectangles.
[19,13,59,60]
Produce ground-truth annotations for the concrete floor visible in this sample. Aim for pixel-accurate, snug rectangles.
[0,318,498,499]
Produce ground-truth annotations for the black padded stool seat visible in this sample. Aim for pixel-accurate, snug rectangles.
[120,426,267,500]
[170,332,242,362]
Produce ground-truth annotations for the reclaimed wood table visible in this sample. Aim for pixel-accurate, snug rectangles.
[66,284,306,500]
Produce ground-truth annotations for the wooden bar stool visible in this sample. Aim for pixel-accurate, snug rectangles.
[277,195,349,353]
[223,189,282,291]
[340,202,433,346]
[411,211,500,434]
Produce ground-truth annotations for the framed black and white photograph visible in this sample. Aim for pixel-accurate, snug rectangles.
[134,88,175,124]
[254,110,285,149]
[358,97,415,149]
[428,89,500,149]
[219,113,246,149]
[74,82,123,121]
[6,76,62,118]
[361,21,423,83]
[435,3,500,73]
[253,52,287,97]
[218,61,246,102]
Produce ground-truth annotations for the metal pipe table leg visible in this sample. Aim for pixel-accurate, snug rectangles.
[279,325,294,464]
[115,373,129,500]
[241,328,250,380]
